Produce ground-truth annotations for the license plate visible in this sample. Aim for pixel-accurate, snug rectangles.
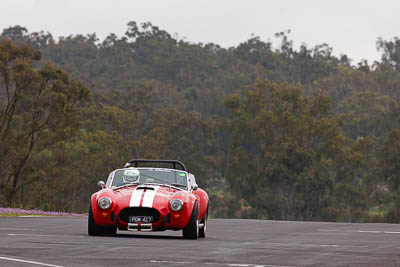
[129,216,153,223]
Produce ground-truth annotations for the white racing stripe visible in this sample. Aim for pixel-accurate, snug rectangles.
[129,188,144,207]
[129,186,159,207]
[0,256,64,267]
[142,186,159,208]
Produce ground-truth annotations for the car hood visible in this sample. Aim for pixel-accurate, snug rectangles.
[107,184,189,211]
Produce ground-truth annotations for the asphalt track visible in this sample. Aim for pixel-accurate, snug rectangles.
[0,217,400,267]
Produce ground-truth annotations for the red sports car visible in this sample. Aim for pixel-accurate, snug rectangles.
[88,159,209,239]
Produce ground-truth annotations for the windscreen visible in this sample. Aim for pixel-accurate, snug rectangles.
[112,168,188,190]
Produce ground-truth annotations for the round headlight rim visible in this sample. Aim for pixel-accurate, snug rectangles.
[98,197,112,210]
[169,198,183,212]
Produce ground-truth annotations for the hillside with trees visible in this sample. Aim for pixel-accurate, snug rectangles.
[1,22,400,222]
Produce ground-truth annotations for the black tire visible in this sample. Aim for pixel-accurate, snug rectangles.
[199,207,208,238]
[88,204,116,236]
[88,204,101,236]
[182,203,199,239]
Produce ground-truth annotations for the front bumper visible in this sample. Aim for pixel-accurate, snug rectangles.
[94,206,190,231]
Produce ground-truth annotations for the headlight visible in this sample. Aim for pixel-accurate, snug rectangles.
[98,197,112,210]
[169,199,183,211]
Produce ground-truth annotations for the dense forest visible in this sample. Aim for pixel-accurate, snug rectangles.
[1,22,400,222]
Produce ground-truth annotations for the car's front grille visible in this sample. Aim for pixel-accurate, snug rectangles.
[119,207,161,223]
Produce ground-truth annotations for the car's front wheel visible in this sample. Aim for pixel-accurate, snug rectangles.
[88,204,116,236]
[182,203,199,239]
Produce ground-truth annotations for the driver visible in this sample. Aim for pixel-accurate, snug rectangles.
[122,169,140,183]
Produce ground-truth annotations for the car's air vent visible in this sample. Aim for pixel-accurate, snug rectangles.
[136,186,155,190]
[119,207,161,223]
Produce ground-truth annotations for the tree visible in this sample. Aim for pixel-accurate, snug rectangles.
[225,80,356,220]
[377,37,400,71]
[378,129,400,221]
[131,108,217,187]
[0,40,90,205]
[1,25,53,49]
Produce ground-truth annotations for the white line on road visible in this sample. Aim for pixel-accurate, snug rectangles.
[318,229,400,234]
[151,261,297,267]
[0,256,64,267]
[5,233,86,238]
[0,228,39,231]
[244,241,339,248]
[150,260,194,264]
[265,242,339,248]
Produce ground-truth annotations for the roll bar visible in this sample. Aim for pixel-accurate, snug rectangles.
[124,159,187,171]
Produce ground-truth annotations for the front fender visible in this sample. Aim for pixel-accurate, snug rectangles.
[193,188,209,221]
[164,191,197,229]
[90,189,116,226]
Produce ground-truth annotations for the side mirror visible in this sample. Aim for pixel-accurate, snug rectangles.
[191,184,198,191]
[97,181,105,189]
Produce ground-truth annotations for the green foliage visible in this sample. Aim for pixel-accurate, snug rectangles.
[0,40,90,205]
[377,37,400,71]
[226,80,342,220]
[1,23,400,222]
[377,129,400,221]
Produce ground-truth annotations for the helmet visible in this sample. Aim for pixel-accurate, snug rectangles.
[122,169,140,183]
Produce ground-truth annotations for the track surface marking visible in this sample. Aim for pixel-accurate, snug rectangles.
[1,217,400,266]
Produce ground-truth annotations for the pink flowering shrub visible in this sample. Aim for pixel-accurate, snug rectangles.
[0,207,87,217]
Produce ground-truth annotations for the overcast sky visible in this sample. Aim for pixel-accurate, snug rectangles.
[1,0,399,64]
